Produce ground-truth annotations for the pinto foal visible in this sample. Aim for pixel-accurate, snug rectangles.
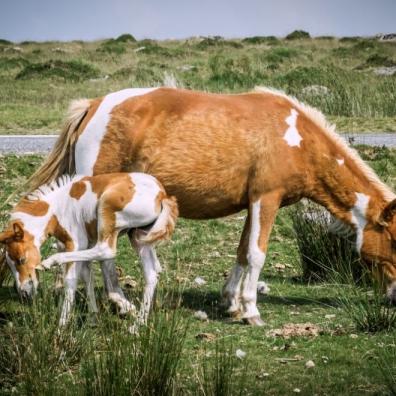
[0,173,178,325]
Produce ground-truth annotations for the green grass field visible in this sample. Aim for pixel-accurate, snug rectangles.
[0,34,396,134]
[0,146,395,395]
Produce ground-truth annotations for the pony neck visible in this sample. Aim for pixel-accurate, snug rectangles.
[308,147,395,232]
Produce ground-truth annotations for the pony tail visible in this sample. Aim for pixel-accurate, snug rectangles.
[0,249,10,286]
[138,196,179,244]
[26,99,91,192]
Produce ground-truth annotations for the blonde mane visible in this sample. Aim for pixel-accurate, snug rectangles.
[254,87,395,203]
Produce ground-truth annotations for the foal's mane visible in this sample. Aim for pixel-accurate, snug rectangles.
[26,174,75,201]
[254,87,395,202]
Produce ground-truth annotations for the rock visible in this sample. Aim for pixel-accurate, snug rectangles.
[302,85,329,96]
[194,276,206,286]
[274,263,285,272]
[325,314,336,319]
[378,33,396,41]
[257,281,270,295]
[305,360,315,369]
[293,389,301,393]
[373,67,396,76]
[194,310,208,321]
[134,46,146,52]
[236,349,246,359]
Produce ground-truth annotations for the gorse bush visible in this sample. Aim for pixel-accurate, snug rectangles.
[15,59,100,81]
[114,33,136,43]
[242,36,279,45]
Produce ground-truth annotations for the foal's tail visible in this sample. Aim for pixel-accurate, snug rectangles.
[139,195,179,244]
[27,99,91,192]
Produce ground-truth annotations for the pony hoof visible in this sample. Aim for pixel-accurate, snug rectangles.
[243,316,265,326]
[228,309,242,321]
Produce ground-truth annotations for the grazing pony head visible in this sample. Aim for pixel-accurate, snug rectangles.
[360,199,396,301]
[0,222,41,299]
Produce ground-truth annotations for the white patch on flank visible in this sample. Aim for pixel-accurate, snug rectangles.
[115,173,160,229]
[283,108,303,147]
[336,158,345,166]
[75,88,158,175]
[350,192,370,253]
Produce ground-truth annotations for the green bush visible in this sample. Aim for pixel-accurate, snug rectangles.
[0,38,12,45]
[362,53,396,68]
[114,33,136,43]
[97,40,126,54]
[285,30,311,40]
[265,47,297,63]
[15,59,100,81]
[196,37,243,50]
[242,36,279,45]
[0,57,30,71]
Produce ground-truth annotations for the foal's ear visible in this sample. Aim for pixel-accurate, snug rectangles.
[0,229,14,243]
[13,223,24,241]
[378,198,396,227]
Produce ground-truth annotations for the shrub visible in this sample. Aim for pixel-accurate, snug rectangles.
[196,37,243,50]
[242,36,279,45]
[276,66,327,88]
[362,53,396,68]
[285,30,311,40]
[97,40,126,54]
[0,38,12,45]
[15,59,100,81]
[339,36,361,42]
[114,33,136,43]
[265,47,297,63]
[0,57,30,71]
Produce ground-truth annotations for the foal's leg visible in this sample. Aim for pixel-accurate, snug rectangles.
[129,232,161,324]
[59,262,82,327]
[79,261,98,315]
[100,259,136,314]
[222,213,250,318]
[240,191,281,326]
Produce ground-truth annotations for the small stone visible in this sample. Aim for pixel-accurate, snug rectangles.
[305,360,315,369]
[325,314,336,319]
[236,349,246,359]
[274,263,285,272]
[194,276,206,286]
[194,310,208,321]
[257,281,270,295]
[350,334,358,339]
[293,389,301,393]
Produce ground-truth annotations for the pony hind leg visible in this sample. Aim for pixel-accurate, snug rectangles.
[240,191,282,326]
[100,259,136,314]
[129,230,161,324]
[222,213,250,319]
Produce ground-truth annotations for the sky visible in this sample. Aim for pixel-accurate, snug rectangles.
[1,0,395,42]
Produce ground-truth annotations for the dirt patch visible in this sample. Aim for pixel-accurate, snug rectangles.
[267,323,321,338]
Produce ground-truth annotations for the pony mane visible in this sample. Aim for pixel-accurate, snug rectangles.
[26,174,76,201]
[254,87,396,202]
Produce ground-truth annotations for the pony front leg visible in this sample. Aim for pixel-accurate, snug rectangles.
[240,191,281,326]
[42,242,116,269]
[59,262,82,327]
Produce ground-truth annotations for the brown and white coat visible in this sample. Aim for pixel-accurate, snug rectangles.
[1,172,177,325]
[27,86,396,325]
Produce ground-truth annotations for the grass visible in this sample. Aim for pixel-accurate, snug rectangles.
[0,35,395,133]
[0,146,395,394]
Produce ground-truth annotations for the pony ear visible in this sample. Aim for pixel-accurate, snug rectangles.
[13,223,24,241]
[378,199,396,227]
[0,229,15,244]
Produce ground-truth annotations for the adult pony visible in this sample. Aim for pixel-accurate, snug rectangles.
[23,87,396,326]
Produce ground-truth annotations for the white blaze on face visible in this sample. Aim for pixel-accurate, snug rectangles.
[75,88,158,175]
[336,158,345,166]
[350,192,370,253]
[283,109,303,147]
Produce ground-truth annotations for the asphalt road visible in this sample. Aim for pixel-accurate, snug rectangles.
[0,133,395,154]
